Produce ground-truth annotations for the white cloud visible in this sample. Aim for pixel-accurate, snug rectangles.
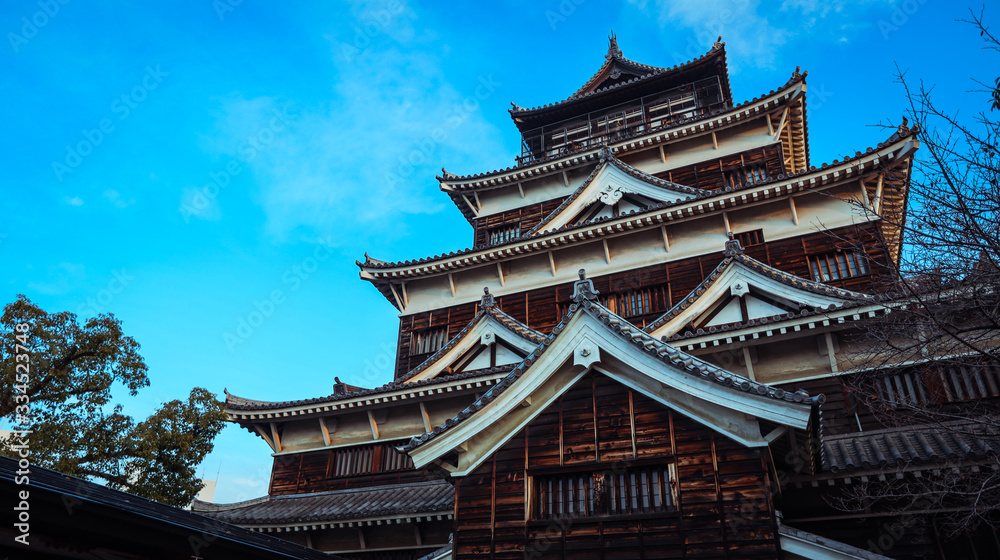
[65,196,84,206]
[104,189,135,208]
[634,0,893,72]
[198,5,508,244]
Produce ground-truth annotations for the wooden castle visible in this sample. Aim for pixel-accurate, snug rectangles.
[194,36,1000,560]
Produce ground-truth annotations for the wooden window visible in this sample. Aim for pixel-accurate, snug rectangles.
[808,250,870,282]
[724,163,769,189]
[734,229,765,247]
[937,364,1000,402]
[325,443,414,478]
[533,465,675,520]
[487,223,521,245]
[410,326,448,356]
[874,370,931,408]
[603,287,656,318]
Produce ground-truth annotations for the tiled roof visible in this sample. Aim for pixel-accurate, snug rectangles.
[193,480,454,527]
[525,146,709,236]
[821,423,1000,474]
[439,70,803,189]
[395,295,546,384]
[224,367,510,412]
[643,246,878,337]
[508,39,730,117]
[0,457,336,560]
[365,105,914,277]
[401,284,820,453]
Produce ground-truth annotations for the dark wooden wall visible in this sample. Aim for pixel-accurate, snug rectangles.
[269,442,436,496]
[473,198,567,247]
[395,224,891,379]
[452,371,780,560]
[655,145,785,191]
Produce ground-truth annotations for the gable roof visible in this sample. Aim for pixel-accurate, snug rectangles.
[508,37,732,127]
[401,272,821,476]
[644,239,877,339]
[396,288,547,384]
[526,145,707,235]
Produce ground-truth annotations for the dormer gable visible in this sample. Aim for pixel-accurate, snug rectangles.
[645,239,876,340]
[399,288,546,384]
[528,147,705,235]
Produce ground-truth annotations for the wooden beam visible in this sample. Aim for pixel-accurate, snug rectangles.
[269,422,282,452]
[789,197,799,226]
[767,112,775,136]
[319,417,332,447]
[602,239,611,264]
[517,182,525,198]
[774,107,789,139]
[461,194,478,216]
[722,211,731,234]
[367,410,380,440]
[742,347,756,381]
[547,250,557,276]
[873,173,884,214]
[472,191,482,211]
[419,402,433,433]
[711,131,718,150]
[496,262,505,286]
[824,333,839,373]
[388,283,405,311]
[400,281,409,307]
[448,273,456,296]
[659,144,666,163]
[859,177,871,209]
[253,424,276,451]
[661,225,670,252]
[561,170,569,186]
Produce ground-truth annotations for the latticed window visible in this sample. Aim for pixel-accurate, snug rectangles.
[734,229,765,247]
[487,223,521,245]
[808,250,870,282]
[724,163,768,189]
[603,287,656,318]
[534,465,675,519]
[874,370,931,408]
[410,326,448,355]
[937,364,1000,402]
[325,443,414,478]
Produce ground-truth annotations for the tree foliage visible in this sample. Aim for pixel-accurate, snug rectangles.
[837,8,1000,535]
[1,294,227,508]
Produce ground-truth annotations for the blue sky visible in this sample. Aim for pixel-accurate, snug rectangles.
[3,0,993,503]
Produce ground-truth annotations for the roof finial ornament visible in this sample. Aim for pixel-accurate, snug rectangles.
[606,31,622,60]
[571,269,600,303]
[481,286,495,308]
[598,144,615,161]
[724,232,744,257]
[898,115,910,136]
[713,36,724,50]
[792,66,802,80]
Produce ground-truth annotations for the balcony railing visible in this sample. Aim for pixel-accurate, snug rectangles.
[516,76,727,166]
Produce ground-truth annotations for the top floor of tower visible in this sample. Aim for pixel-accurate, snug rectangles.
[511,34,733,166]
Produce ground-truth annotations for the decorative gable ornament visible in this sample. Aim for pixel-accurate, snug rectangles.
[598,184,626,206]
[571,269,599,302]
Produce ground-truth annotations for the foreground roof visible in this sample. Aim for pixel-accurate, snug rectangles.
[403,271,821,475]
[193,480,454,531]
[0,456,336,560]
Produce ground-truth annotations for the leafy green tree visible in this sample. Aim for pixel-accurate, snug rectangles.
[1,294,227,507]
